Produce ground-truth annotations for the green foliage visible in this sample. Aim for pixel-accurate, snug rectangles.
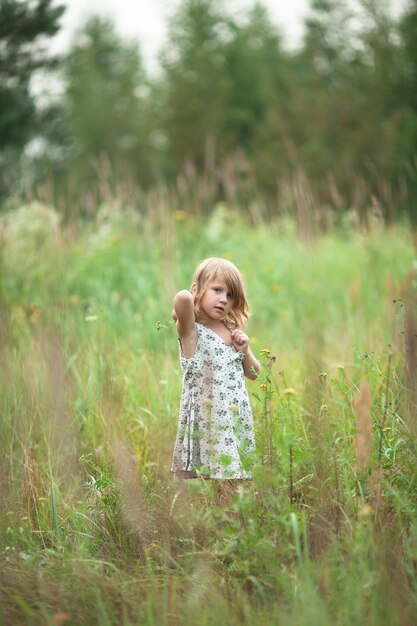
[0,0,64,149]
[158,0,230,170]
[1,205,417,623]
[2,0,417,220]
[64,16,151,187]
[0,0,65,203]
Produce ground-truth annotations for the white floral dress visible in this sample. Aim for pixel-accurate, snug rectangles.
[171,322,255,479]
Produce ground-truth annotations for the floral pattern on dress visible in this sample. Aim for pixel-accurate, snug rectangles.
[171,322,255,479]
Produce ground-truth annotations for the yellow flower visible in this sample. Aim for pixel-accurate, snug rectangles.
[228,404,239,411]
[358,504,373,518]
[175,210,187,221]
[29,305,42,322]
[202,398,213,407]
[260,348,271,356]
[283,388,296,395]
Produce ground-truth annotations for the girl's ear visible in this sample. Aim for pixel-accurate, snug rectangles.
[191,282,197,296]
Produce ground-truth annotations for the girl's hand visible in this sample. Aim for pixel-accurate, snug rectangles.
[231,329,249,352]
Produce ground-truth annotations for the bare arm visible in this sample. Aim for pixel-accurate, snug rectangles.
[173,290,198,359]
[242,347,261,380]
[230,329,260,381]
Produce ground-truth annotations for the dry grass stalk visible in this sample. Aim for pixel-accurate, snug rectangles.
[400,267,414,298]
[348,275,361,307]
[353,380,372,472]
[404,308,417,425]
[22,444,47,537]
[23,332,77,484]
[278,167,317,243]
[370,467,383,516]
[111,439,154,549]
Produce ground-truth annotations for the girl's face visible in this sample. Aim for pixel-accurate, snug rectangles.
[194,275,235,322]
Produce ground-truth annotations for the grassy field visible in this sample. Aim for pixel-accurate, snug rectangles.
[1,201,417,625]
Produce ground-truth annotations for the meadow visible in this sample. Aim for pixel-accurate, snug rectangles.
[1,200,417,625]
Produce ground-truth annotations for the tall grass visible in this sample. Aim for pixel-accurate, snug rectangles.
[0,200,417,625]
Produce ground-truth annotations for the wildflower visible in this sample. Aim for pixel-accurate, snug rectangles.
[260,348,271,356]
[202,398,213,407]
[29,304,42,322]
[358,504,373,518]
[108,234,121,245]
[175,210,187,221]
[284,388,296,395]
[260,383,267,390]
[228,404,239,411]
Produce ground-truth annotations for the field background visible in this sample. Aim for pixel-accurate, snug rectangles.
[1,201,417,625]
[2,0,417,622]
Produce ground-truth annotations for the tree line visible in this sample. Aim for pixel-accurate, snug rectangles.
[1,0,417,220]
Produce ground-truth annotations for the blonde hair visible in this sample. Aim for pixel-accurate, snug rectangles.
[191,257,249,328]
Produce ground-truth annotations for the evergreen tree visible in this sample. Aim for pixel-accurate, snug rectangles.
[159,0,230,172]
[223,3,286,149]
[64,16,151,187]
[400,0,417,112]
[398,0,417,216]
[0,0,64,149]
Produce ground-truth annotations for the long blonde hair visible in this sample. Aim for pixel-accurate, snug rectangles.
[191,258,249,329]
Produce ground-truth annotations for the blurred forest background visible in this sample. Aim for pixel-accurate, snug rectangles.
[3,3,417,624]
[1,0,417,223]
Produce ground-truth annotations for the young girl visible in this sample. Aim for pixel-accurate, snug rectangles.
[171,257,260,480]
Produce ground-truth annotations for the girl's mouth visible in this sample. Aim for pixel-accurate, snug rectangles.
[215,307,224,313]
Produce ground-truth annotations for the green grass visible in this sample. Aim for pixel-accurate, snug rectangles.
[1,201,417,625]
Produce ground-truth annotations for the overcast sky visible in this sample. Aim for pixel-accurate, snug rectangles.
[50,0,312,72]
[50,0,409,74]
